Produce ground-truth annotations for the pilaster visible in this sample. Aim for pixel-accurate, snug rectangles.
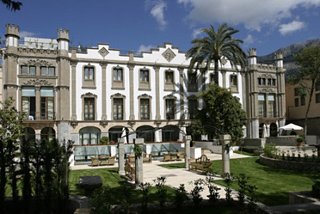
[100,62,107,120]
[155,65,161,120]
[128,60,135,121]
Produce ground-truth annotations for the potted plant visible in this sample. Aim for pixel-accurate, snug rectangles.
[296,136,304,147]
[100,136,109,145]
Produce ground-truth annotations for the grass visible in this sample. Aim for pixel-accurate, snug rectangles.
[159,157,319,206]
[211,157,319,206]
[69,167,122,195]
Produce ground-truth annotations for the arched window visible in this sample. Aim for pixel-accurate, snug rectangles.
[41,127,55,142]
[79,127,101,145]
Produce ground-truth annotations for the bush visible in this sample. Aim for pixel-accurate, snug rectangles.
[263,143,278,158]
[312,180,320,198]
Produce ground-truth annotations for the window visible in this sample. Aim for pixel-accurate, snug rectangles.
[262,78,266,85]
[165,70,174,84]
[22,87,36,120]
[84,66,95,80]
[267,94,276,117]
[21,65,36,75]
[294,88,299,96]
[316,81,320,92]
[316,93,320,103]
[294,98,299,107]
[40,87,54,120]
[84,98,95,120]
[79,127,101,146]
[113,98,123,120]
[230,75,238,87]
[140,99,150,120]
[272,79,276,86]
[188,98,198,119]
[258,78,262,85]
[113,67,123,81]
[267,78,272,86]
[230,74,238,92]
[188,72,198,92]
[258,94,266,117]
[301,96,306,106]
[41,66,55,76]
[165,99,175,119]
[140,69,149,82]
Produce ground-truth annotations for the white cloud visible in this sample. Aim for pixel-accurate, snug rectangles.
[279,20,305,35]
[20,31,36,38]
[192,28,203,38]
[138,44,155,53]
[243,34,254,44]
[177,0,320,31]
[149,0,167,30]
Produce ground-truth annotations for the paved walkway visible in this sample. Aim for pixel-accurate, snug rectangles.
[71,152,250,200]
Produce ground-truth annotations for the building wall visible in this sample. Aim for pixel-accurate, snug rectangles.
[1,24,283,144]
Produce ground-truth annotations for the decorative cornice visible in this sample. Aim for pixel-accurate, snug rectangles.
[22,79,52,86]
[110,93,126,98]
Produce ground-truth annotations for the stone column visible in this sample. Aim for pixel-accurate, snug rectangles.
[221,71,227,88]
[134,138,144,185]
[118,138,125,176]
[179,126,186,142]
[154,128,162,143]
[178,67,185,120]
[220,134,231,176]
[185,135,191,170]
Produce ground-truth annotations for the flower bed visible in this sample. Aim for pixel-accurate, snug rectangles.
[259,154,320,172]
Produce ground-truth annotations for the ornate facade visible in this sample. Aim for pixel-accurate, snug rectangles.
[0,24,286,145]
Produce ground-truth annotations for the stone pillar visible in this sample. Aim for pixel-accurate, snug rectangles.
[178,67,185,120]
[118,138,125,176]
[155,128,162,143]
[185,135,191,170]
[221,71,227,88]
[134,138,144,185]
[57,121,71,143]
[179,126,186,142]
[220,134,231,176]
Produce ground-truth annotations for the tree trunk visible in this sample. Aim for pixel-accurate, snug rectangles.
[214,59,219,85]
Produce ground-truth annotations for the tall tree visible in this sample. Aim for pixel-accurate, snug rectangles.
[0,98,24,212]
[186,23,246,84]
[195,84,246,142]
[290,45,320,138]
[2,0,22,11]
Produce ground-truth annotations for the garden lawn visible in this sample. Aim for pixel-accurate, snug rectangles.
[69,168,122,195]
[211,157,319,206]
[159,157,319,206]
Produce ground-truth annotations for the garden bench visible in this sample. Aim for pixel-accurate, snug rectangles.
[162,152,181,162]
[127,153,152,164]
[125,160,135,181]
[189,154,213,173]
[90,155,115,166]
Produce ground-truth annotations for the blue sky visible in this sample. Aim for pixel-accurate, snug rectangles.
[1,0,320,56]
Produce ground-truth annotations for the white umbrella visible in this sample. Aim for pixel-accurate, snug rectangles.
[279,123,303,131]
[121,127,128,144]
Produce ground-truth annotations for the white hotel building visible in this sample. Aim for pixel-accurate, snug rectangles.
[0,24,286,145]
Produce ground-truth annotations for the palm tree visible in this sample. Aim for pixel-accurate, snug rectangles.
[186,23,246,84]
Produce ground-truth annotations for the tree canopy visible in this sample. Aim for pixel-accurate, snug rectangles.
[186,24,246,83]
[191,83,246,142]
[290,45,320,137]
[2,0,22,11]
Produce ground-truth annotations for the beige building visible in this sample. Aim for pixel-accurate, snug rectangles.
[0,24,286,146]
[245,49,286,138]
[286,81,320,135]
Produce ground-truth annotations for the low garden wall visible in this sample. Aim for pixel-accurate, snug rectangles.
[259,155,320,172]
[266,136,297,146]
